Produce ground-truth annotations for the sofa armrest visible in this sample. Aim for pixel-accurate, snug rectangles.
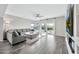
[7,31,13,44]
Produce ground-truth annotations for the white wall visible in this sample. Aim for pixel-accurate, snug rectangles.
[4,15,33,31]
[76,15,79,37]
[0,4,8,41]
[55,16,66,36]
[5,4,67,20]
[0,5,8,17]
[0,17,4,41]
[76,5,79,37]
[76,4,79,15]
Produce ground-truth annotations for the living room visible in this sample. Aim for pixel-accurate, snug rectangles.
[0,4,67,54]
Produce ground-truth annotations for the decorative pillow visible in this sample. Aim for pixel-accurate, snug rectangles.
[13,30,19,37]
[17,31,21,35]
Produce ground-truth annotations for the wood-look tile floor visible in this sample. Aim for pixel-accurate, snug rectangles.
[0,35,68,54]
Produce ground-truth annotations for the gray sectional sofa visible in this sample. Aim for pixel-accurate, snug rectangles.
[6,28,39,45]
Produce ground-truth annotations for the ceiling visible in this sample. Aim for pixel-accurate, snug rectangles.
[5,4,67,20]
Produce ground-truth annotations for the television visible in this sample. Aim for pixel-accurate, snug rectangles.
[66,4,74,36]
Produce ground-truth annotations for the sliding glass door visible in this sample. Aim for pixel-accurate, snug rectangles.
[47,23,55,35]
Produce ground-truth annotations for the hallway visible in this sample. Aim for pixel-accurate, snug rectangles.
[0,35,68,54]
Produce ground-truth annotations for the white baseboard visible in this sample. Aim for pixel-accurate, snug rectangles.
[0,39,3,42]
[55,34,65,37]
